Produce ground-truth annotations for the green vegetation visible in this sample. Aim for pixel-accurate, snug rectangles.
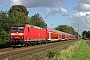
[16,40,80,60]
[55,25,78,37]
[17,40,90,60]
[49,40,80,60]
[47,48,59,59]
[29,13,47,27]
[70,40,90,60]
[82,30,90,39]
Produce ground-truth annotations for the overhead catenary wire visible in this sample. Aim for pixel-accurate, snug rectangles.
[26,0,45,13]
[0,2,10,7]
[35,0,61,22]
[26,0,61,25]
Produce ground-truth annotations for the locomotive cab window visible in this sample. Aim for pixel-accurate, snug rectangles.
[12,26,18,30]
[18,26,24,30]
[11,25,24,31]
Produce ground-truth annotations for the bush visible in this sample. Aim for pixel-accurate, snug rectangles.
[47,49,58,59]
[0,30,10,48]
[0,40,11,48]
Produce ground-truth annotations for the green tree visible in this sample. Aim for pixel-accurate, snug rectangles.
[29,13,47,27]
[82,30,87,39]
[0,11,8,31]
[81,30,90,39]
[8,5,29,25]
[55,25,76,34]
[8,5,28,16]
[86,31,90,39]
[55,25,78,38]
[0,11,9,45]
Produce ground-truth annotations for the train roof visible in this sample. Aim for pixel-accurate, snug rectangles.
[12,24,29,26]
[45,27,60,32]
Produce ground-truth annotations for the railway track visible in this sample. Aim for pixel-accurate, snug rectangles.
[0,40,77,60]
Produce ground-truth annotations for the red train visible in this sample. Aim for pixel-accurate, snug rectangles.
[10,24,76,46]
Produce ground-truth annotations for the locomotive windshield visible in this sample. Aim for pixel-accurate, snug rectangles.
[12,26,24,31]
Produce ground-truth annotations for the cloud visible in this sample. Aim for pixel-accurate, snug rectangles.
[11,0,64,8]
[72,0,90,34]
[74,0,90,11]
[74,3,90,11]
[50,7,68,16]
[44,7,68,18]
[68,12,90,34]
[11,0,68,17]
[11,0,22,5]
[78,0,90,4]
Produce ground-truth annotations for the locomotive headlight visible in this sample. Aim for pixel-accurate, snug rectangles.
[19,33,24,35]
[11,33,15,35]
[22,37,23,38]
[11,37,13,38]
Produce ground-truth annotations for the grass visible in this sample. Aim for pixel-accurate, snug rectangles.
[10,40,90,60]
[16,40,80,60]
[51,40,81,60]
[16,43,69,60]
[70,40,90,60]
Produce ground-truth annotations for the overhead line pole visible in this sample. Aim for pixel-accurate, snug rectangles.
[51,24,54,28]
[78,23,79,40]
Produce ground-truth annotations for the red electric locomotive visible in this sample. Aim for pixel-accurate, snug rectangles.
[10,24,47,46]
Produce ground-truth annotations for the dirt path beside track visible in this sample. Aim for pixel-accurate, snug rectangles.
[86,40,90,47]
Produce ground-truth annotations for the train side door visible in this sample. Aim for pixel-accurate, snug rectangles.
[28,27,30,40]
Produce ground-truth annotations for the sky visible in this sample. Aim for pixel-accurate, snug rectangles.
[0,0,90,34]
